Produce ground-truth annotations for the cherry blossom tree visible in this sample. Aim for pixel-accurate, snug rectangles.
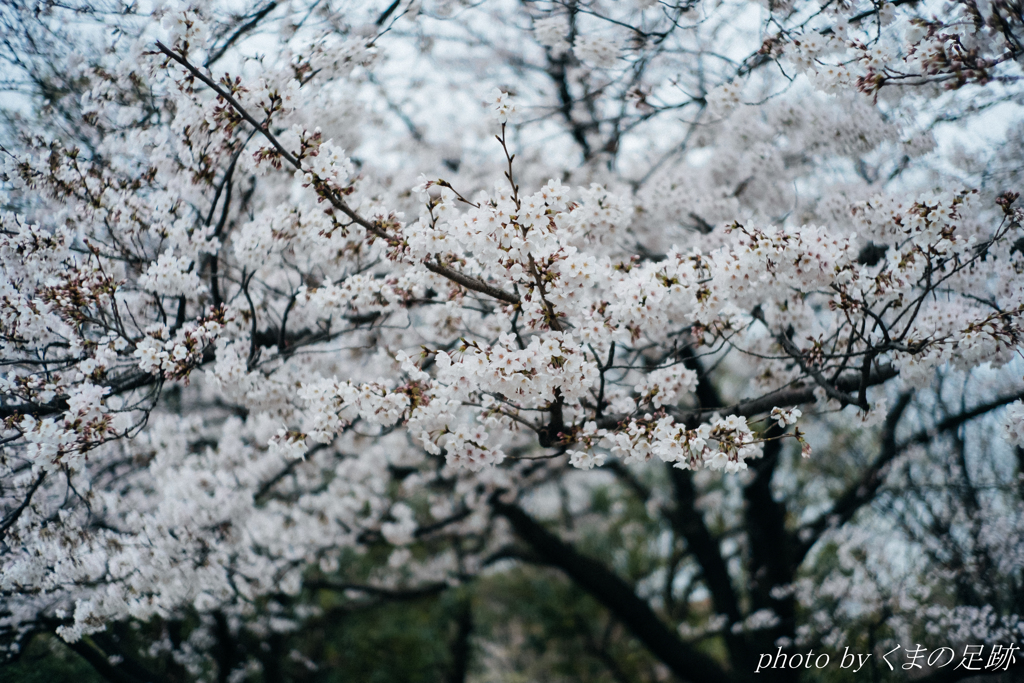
[1,0,1023,681]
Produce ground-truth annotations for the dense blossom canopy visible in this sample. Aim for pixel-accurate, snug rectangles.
[1,0,1023,680]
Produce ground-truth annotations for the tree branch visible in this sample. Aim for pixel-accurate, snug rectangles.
[795,389,1024,561]
[0,472,45,543]
[491,496,730,683]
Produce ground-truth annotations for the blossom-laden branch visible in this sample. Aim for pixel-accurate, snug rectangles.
[153,40,521,308]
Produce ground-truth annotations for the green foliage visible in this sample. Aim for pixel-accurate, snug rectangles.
[301,597,455,683]
[472,564,663,682]
[0,634,104,683]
